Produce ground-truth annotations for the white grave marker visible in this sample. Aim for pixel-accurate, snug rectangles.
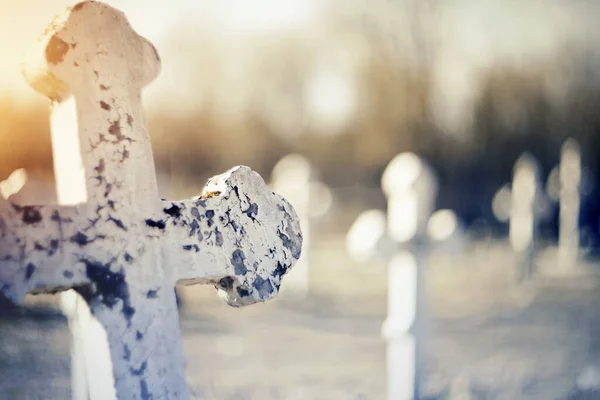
[547,138,582,270]
[492,153,548,280]
[0,3,302,400]
[270,153,332,298]
[347,152,439,400]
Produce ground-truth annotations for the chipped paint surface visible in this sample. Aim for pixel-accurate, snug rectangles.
[163,166,302,306]
[2,2,302,399]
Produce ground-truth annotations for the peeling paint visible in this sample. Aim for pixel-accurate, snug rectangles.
[145,219,165,230]
[25,263,35,280]
[231,249,247,275]
[164,204,181,218]
[130,361,147,376]
[80,259,135,322]
[46,35,69,64]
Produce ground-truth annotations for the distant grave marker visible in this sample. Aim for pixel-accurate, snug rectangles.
[493,153,549,280]
[547,138,583,270]
[347,152,441,400]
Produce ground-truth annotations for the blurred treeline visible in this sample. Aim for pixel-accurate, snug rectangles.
[1,1,600,241]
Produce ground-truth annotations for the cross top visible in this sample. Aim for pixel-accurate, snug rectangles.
[23,1,160,102]
[512,153,540,203]
[23,0,163,209]
[346,153,440,263]
[381,152,438,243]
[559,139,581,184]
[493,153,550,225]
[381,153,423,196]
[1,2,302,398]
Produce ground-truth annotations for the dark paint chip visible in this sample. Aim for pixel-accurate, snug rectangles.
[70,232,90,246]
[218,277,234,290]
[140,379,150,400]
[243,203,259,221]
[82,260,135,322]
[130,361,147,376]
[272,262,287,279]
[17,206,43,224]
[215,229,223,247]
[231,250,247,275]
[25,263,36,280]
[182,244,199,252]
[252,276,274,299]
[46,35,69,64]
[145,219,166,230]
[164,204,182,218]
[123,344,131,361]
[236,286,250,298]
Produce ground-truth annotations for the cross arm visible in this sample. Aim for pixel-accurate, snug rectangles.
[346,209,388,263]
[0,198,92,302]
[151,166,303,307]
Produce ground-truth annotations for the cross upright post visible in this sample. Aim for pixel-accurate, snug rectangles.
[557,139,582,270]
[545,139,585,271]
[347,152,439,400]
[510,154,538,280]
[510,154,542,281]
[0,2,302,399]
[380,153,437,400]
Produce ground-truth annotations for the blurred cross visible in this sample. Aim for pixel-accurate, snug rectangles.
[547,139,584,270]
[492,152,550,281]
[346,152,445,400]
[0,3,302,400]
[270,154,333,298]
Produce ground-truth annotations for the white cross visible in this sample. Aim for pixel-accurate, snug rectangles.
[492,152,549,280]
[546,138,583,270]
[0,2,302,400]
[347,152,439,400]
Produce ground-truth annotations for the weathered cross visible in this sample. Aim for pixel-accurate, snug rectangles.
[346,152,439,400]
[0,2,302,399]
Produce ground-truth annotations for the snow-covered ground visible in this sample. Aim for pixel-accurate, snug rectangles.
[2,238,600,399]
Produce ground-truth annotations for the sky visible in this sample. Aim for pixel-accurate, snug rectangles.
[0,0,322,105]
[1,0,598,132]
[0,0,189,102]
